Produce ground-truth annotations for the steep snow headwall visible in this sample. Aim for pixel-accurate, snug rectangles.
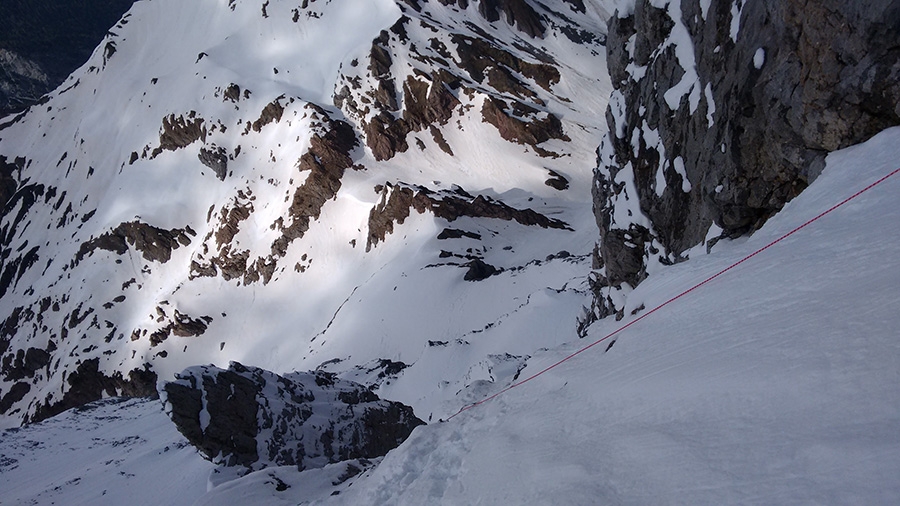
[587,0,900,321]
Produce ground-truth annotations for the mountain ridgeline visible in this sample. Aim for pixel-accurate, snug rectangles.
[0,0,138,116]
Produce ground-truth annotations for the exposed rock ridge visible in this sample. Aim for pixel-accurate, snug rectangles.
[335,1,578,162]
[190,103,360,285]
[586,0,900,325]
[367,181,571,250]
[156,112,206,153]
[406,0,546,37]
[76,221,196,265]
[271,105,359,257]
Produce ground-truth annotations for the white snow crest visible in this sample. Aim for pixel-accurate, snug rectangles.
[654,0,702,114]
[699,0,712,20]
[672,156,690,192]
[609,89,629,139]
[199,382,212,433]
[704,82,716,127]
[730,0,743,41]
[612,162,652,230]
[639,121,670,198]
[615,0,637,18]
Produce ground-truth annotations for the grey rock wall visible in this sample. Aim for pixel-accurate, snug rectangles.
[586,0,900,324]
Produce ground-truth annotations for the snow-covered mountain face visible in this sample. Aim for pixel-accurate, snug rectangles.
[4,126,899,506]
[0,0,614,427]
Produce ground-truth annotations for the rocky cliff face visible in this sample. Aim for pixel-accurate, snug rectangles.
[160,362,424,470]
[586,0,900,323]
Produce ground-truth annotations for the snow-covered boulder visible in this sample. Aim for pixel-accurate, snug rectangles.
[159,362,424,470]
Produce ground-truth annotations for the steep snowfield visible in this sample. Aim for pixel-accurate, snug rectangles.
[3,127,898,504]
[323,126,900,505]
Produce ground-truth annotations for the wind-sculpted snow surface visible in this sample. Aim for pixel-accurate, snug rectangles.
[0,0,612,426]
[0,397,215,506]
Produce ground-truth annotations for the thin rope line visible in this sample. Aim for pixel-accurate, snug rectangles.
[445,167,900,421]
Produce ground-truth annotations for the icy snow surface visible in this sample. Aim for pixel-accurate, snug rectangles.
[4,127,899,505]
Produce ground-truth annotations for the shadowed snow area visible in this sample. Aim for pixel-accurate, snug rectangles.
[0,398,214,505]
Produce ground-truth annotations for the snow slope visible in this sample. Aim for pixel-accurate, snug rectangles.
[0,397,214,505]
[3,126,898,505]
[321,126,900,505]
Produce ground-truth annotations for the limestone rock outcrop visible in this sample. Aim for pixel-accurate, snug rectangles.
[587,0,900,323]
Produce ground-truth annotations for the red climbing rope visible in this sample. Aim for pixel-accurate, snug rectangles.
[446,167,900,421]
